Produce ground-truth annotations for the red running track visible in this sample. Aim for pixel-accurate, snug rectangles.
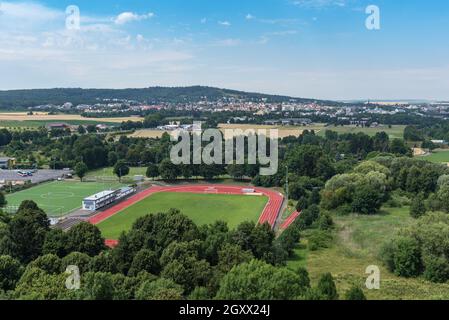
[280,211,301,230]
[89,185,285,246]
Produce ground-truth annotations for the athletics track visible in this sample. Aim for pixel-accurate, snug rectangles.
[88,184,285,246]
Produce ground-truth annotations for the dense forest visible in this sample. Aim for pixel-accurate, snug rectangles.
[0,86,339,109]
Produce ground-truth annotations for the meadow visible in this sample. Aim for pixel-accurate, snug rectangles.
[86,167,148,179]
[286,206,449,300]
[98,192,268,239]
[419,150,449,163]
[316,125,406,139]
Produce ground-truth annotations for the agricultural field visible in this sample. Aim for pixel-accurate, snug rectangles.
[5,180,124,217]
[219,123,327,139]
[128,129,167,139]
[419,150,449,164]
[0,112,143,127]
[129,124,328,139]
[0,119,120,130]
[98,192,268,239]
[287,206,449,300]
[316,125,406,139]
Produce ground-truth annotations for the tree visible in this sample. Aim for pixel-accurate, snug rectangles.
[296,267,311,292]
[216,243,253,274]
[114,160,130,182]
[128,249,160,276]
[86,124,97,133]
[410,194,427,218]
[227,164,246,180]
[65,222,105,257]
[0,255,23,291]
[13,267,72,300]
[316,273,338,300]
[7,202,50,263]
[160,241,212,293]
[146,164,159,180]
[61,252,91,274]
[232,222,275,263]
[351,184,384,215]
[112,210,200,273]
[392,237,422,278]
[77,125,86,134]
[216,260,304,300]
[108,151,118,166]
[423,255,449,283]
[136,278,184,300]
[277,226,300,257]
[42,229,68,258]
[159,159,180,180]
[437,184,449,213]
[74,162,88,182]
[28,254,62,274]
[0,192,6,208]
[89,252,116,273]
[81,272,115,300]
[345,286,366,300]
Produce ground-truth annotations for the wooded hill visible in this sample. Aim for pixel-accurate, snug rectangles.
[0,86,340,109]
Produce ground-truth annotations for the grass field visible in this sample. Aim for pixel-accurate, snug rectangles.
[287,206,449,299]
[98,192,268,239]
[419,150,449,163]
[316,125,406,139]
[6,181,124,217]
[86,167,148,179]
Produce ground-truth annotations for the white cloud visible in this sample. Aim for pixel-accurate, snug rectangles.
[218,21,231,27]
[200,18,207,24]
[292,0,347,8]
[114,12,154,25]
[245,14,255,20]
[214,39,241,47]
[0,1,62,21]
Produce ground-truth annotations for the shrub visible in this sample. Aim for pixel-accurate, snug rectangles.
[308,230,333,251]
[345,286,367,300]
[423,255,449,283]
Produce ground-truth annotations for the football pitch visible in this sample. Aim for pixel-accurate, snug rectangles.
[98,192,269,239]
[6,181,125,217]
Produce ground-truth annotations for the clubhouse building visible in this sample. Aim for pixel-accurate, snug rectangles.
[82,186,135,211]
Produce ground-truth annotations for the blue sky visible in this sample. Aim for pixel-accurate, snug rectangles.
[0,0,448,100]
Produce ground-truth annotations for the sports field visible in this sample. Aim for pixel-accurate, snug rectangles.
[6,181,124,217]
[97,192,269,239]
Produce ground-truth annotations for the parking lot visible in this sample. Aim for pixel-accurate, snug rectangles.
[0,169,72,184]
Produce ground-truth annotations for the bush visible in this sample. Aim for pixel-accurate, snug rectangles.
[316,273,338,300]
[386,237,423,278]
[423,255,449,283]
[409,194,427,219]
[316,213,333,230]
[345,286,367,300]
[308,230,333,251]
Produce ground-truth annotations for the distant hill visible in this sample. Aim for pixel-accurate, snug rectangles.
[0,86,341,109]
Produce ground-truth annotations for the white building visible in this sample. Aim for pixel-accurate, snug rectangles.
[82,187,135,211]
[82,190,118,211]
